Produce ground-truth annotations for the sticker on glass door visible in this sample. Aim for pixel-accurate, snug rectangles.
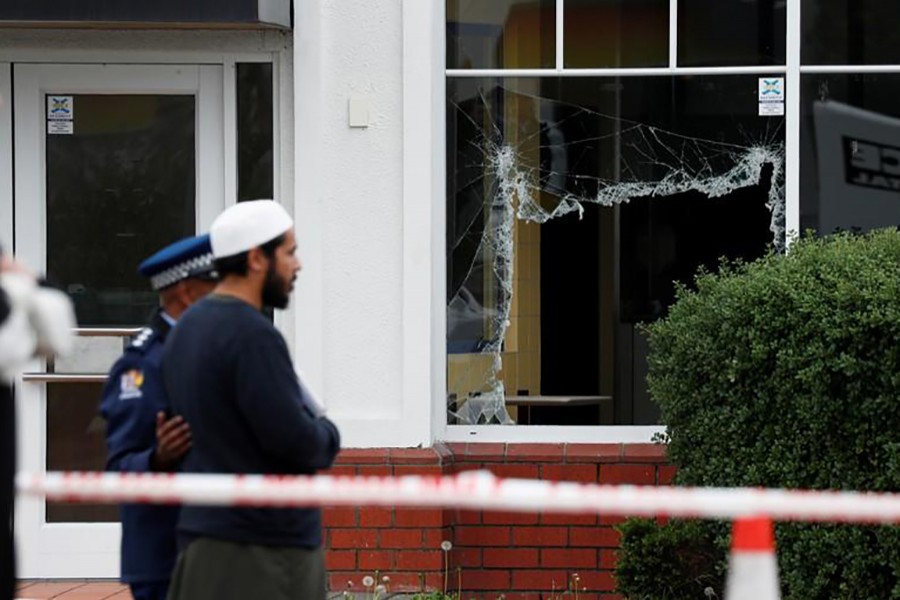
[47,95,74,134]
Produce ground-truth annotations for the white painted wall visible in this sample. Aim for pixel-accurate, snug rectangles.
[0,15,442,449]
[294,0,441,447]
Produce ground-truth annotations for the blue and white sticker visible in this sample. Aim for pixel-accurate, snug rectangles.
[758,78,784,102]
[758,78,784,117]
[48,120,73,135]
[47,96,74,121]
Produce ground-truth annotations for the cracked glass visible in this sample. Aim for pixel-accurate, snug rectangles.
[800,74,900,236]
[447,76,785,426]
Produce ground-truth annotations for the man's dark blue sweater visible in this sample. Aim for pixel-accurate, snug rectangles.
[162,295,340,549]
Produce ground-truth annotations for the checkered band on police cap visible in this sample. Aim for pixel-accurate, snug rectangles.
[138,234,218,291]
[148,252,216,291]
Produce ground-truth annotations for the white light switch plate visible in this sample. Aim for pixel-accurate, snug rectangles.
[348,96,369,128]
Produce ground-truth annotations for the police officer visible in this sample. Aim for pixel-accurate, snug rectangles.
[99,235,218,600]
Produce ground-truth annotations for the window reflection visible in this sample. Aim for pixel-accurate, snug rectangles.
[447,0,555,69]
[46,94,195,327]
[802,0,900,65]
[679,0,785,66]
[447,76,784,426]
[564,0,668,68]
[800,74,900,235]
[237,63,274,201]
[46,383,118,523]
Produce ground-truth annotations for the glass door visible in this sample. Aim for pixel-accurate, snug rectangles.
[13,63,224,577]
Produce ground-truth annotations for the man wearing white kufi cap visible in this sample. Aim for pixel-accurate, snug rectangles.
[162,200,341,600]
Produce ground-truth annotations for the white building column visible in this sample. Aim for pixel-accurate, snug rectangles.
[293,0,440,447]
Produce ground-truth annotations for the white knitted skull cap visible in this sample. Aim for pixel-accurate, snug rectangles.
[210,200,293,259]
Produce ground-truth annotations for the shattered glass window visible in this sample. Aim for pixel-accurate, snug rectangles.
[447,76,785,426]
[447,0,556,69]
[563,0,669,68]
[678,0,785,66]
[800,74,900,236]
[802,0,900,65]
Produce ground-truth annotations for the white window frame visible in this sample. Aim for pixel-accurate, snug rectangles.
[432,0,803,443]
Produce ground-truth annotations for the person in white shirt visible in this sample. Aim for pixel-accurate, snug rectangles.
[0,249,75,600]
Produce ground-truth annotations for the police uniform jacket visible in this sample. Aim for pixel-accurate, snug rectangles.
[100,312,178,584]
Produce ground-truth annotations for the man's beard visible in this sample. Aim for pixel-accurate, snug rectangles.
[261,260,291,309]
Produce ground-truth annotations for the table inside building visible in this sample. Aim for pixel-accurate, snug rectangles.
[505,395,614,425]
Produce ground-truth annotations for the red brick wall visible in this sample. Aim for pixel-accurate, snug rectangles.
[323,443,672,600]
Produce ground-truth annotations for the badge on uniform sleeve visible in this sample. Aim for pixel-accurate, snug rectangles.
[119,369,144,400]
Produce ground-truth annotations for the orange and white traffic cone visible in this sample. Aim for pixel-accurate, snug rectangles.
[724,517,781,600]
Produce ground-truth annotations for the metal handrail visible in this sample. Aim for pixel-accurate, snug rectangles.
[19,330,138,382]
[74,327,143,337]
[21,373,108,383]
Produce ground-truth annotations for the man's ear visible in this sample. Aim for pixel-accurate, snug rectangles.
[246,247,268,273]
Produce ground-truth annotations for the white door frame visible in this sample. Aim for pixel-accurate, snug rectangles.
[0,63,12,250]
[13,63,225,578]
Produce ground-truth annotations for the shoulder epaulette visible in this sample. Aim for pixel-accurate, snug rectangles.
[127,327,158,354]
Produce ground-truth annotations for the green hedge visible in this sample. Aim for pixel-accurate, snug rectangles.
[616,229,900,600]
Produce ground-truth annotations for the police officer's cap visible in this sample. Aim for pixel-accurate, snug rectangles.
[210,200,293,259]
[138,234,218,291]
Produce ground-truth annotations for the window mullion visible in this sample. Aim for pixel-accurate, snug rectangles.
[669,0,678,69]
[556,0,565,71]
[785,0,801,244]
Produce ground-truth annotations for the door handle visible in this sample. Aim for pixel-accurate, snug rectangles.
[21,329,140,382]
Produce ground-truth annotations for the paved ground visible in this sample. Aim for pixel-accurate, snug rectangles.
[16,581,130,600]
[17,582,356,599]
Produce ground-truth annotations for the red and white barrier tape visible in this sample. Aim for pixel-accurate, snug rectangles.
[15,471,900,524]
